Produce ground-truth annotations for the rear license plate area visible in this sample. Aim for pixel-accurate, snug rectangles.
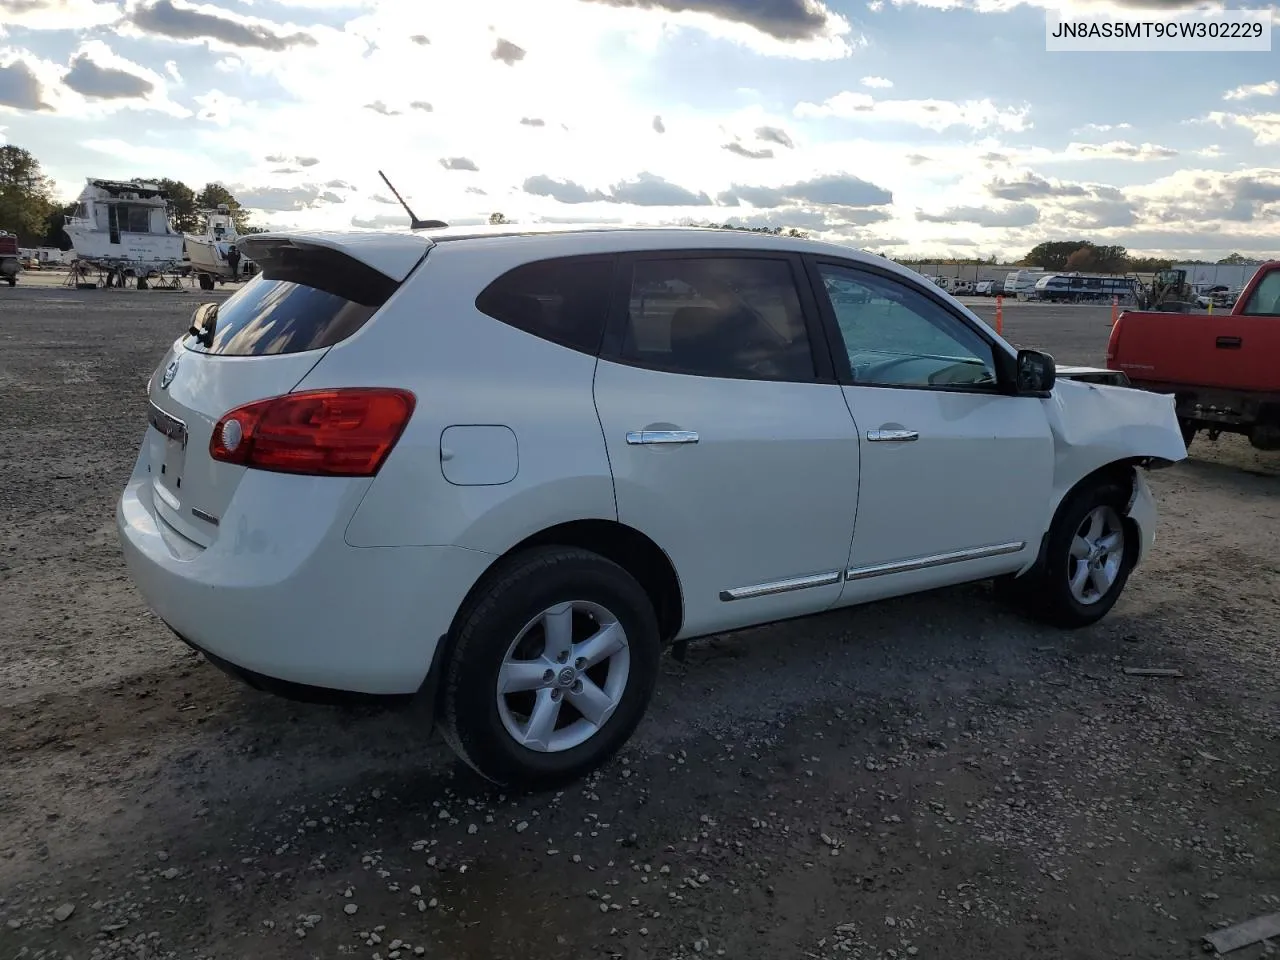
[148,401,188,493]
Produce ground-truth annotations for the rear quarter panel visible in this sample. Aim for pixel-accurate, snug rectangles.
[291,242,618,553]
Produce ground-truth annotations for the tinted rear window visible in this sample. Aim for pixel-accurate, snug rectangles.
[185,244,402,357]
[474,255,615,355]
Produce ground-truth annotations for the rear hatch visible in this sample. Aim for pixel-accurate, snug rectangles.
[143,232,431,546]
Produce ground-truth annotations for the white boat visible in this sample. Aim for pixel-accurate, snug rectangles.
[63,178,185,276]
[184,204,257,290]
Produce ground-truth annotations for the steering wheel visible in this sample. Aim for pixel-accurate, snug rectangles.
[929,361,994,386]
[854,355,921,382]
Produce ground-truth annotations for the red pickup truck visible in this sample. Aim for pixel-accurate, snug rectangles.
[1107,260,1280,450]
[0,230,21,287]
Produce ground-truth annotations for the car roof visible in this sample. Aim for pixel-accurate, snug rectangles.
[244,222,928,289]
[419,222,871,258]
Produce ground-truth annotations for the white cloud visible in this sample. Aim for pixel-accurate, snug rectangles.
[883,0,1279,15]
[5,0,1278,263]
[1,0,120,30]
[1204,110,1280,144]
[60,39,190,117]
[1224,80,1279,101]
[1065,140,1180,161]
[1075,122,1131,133]
[191,88,244,126]
[795,91,1031,132]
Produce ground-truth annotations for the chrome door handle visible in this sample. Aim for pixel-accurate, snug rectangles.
[867,428,918,442]
[626,430,699,445]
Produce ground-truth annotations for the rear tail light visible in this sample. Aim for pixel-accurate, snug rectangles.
[210,388,415,477]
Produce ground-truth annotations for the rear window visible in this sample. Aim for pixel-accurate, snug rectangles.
[185,244,402,356]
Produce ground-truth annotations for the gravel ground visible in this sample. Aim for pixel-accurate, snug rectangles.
[1,281,1277,960]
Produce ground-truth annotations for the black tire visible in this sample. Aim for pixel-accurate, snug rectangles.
[439,546,661,789]
[5,277,14,287]
[1179,419,1196,449]
[1005,478,1135,629]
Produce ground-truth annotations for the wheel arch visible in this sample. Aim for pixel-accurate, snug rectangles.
[1030,458,1147,575]
[420,518,684,723]
[497,520,684,644]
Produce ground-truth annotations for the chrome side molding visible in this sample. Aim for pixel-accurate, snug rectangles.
[626,430,700,445]
[719,570,842,602]
[846,541,1025,581]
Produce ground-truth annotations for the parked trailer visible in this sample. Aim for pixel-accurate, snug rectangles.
[1034,273,1141,304]
[1004,269,1045,300]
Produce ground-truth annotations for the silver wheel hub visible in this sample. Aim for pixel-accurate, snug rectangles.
[1068,504,1125,606]
[495,600,631,754]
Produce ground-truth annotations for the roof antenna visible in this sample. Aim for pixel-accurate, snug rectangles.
[378,170,448,230]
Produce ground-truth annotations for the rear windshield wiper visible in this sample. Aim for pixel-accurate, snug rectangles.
[188,303,218,347]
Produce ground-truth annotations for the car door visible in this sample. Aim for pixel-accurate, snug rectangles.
[803,257,1056,605]
[593,250,860,639]
[1225,267,1280,393]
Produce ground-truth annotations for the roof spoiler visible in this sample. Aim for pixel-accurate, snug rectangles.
[237,231,433,283]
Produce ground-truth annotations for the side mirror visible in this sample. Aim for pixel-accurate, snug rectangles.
[1016,349,1056,395]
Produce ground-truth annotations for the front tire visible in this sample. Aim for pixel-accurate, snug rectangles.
[1179,419,1196,449]
[439,546,661,789]
[1007,479,1135,628]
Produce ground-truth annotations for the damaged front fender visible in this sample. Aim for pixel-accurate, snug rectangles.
[1040,378,1186,565]
[1046,377,1188,479]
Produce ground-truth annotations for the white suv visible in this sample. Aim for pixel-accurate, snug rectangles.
[118,226,1186,787]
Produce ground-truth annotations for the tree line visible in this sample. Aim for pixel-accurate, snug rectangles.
[0,144,261,249]
[902,242,1264,274]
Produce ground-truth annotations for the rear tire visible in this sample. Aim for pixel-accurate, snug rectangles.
[439,546,661,789]
[1003,479,1135,629]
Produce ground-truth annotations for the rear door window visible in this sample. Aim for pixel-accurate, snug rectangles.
[185,246,400,357]
[616,256,817,382]
[474,255,615,355]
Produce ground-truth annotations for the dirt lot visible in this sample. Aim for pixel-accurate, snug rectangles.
[2,281,1277,960]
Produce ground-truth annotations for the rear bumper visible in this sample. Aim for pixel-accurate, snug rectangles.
[1126,381,1280,430]
[117,453,497,696]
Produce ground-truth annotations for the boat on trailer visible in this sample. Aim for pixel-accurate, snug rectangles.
[184,204,257,290]
[63,178,185,287]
